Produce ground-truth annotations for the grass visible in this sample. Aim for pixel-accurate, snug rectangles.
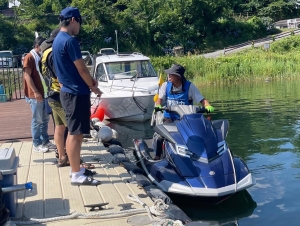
[150,35,300,85]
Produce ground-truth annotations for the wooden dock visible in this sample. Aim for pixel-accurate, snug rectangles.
[0,140,154,226]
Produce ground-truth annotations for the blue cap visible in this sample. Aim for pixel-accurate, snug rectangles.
[60,7,81,20]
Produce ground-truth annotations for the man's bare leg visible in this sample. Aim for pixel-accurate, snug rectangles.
[55,125,66,160]
[66,133,83,173]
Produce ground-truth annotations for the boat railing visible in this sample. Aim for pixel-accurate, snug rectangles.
[131,52,143,56]
[110,70,138,92]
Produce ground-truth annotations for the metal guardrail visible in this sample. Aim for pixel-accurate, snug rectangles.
[0,57,23,101]
[223,29,300,54]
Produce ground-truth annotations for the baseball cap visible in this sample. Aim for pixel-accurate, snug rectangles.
[164,64,185,77]
[60,7,81,20]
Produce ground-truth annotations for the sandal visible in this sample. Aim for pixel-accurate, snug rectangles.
[80,162,96,169]
[57,156,70,167]
[71,176,101,186]
[83,169,97,177]
[55,149,68,160]
[55,149,59,159]
[69,169,97,178]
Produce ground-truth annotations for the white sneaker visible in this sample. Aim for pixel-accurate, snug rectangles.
[33,145,49,153]
[44,142,57,150]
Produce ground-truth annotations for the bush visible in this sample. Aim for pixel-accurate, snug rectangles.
[270,36,300,53]
[205,17,269,51]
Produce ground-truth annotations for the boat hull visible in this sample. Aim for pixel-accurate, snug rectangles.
[91,94,155,122]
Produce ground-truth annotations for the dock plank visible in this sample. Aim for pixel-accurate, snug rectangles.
[2,139,155,226]
[15,165,29,217]
[30,150,45,166]
[0,142,12,149]
[44,217,134,226]
[43,150,57,165]
[86,142,144,210]
[79,143,105,212]
[86,142,126,210]
[89,141,154,207]
[18,141,33,166]
[59,166,86,213]
[23,164,44,218]
[10,141,23,156]
[95,167,125,211]
[44,165,64,218]
[114,166,154,207]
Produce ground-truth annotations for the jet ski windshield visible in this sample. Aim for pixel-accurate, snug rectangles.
[165,105,205,117]
[175,113,218,160]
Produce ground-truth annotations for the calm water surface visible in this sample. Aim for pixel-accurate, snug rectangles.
[108,80,300,226]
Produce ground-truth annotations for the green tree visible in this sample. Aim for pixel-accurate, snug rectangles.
[239,0,299,21]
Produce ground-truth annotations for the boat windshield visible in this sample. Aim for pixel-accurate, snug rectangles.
[105,60,157,80]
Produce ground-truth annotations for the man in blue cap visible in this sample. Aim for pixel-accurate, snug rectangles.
[52,7,102,186]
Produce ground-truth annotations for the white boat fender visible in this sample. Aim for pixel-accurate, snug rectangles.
[111,129,119,139]
[93,121,105,131]
[90,129,98,138]
[108,145,125,155]
[98,126,113,142]
[91,117,100,124]
[143,185,172,205]
[94,121,105,128]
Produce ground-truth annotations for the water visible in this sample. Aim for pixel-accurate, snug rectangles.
[107,80,300,226]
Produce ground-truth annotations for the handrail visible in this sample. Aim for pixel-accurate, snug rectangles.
[109,70,138,92]
[224,29,300,54]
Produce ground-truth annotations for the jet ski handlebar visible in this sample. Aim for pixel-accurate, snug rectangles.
[154,105,207,115]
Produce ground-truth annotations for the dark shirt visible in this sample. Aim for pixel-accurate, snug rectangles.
[52,31,90,95]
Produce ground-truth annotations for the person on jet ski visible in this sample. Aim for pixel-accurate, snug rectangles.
[155,63,214,121]
[153,63,214,159]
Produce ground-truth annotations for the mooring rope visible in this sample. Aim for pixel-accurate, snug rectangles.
[10,194,184,226]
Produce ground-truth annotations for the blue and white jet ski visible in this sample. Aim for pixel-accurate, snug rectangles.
[133,105,255,200]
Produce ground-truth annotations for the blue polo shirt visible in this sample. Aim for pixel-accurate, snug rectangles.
[52,31,90,95]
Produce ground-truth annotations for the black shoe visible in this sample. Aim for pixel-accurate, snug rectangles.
[83,169,97,177]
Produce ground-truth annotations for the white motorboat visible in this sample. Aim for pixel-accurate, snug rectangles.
[91,48,159,122]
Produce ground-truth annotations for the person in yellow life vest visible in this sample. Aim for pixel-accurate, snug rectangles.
[40,28,96,173]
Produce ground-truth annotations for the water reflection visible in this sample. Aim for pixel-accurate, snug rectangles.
[179,190,256,225]
[104,120,154,148]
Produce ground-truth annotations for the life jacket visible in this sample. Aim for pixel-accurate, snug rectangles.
[41,47,60,96]
[164,81,192,120]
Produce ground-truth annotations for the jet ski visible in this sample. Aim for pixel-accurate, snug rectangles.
[133,105,255,201]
